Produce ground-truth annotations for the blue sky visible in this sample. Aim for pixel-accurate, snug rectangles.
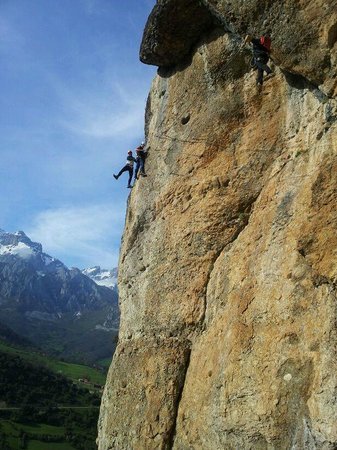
[0,0,156,269]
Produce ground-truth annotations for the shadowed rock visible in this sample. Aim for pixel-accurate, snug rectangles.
[140,0,214,67]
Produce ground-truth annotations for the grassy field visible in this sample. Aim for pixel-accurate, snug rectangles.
[1,419,66,435]
[0,337,102,449]
[1,420,77,450]
[27,440,75,450]
[96,357,112,369]
[15,423,66,435]
[0,341,106,385]
[46,360,105,385]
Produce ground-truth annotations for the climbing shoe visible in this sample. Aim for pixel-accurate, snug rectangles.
[264,72,274,82]
[256,84,263,94]
[113,174,118,180]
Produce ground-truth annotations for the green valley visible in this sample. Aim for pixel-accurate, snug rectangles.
[0,337,108,449]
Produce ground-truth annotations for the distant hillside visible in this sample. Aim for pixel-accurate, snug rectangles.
[0,322,33,348]
[0,230,119,364]
[0,335,106,386]
[0,344,101,450]
[0,351,99,407]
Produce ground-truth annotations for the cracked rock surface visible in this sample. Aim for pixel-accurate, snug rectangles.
[98,1,337,449]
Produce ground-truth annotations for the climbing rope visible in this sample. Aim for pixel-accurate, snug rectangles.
[153,132,207,145]
[152,134,337,179]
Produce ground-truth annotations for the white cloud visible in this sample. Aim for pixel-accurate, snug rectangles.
[82,0,109,16]
[61,102,145,138]
[27,204,126,269]
[55,78,147,139]
[0,16,25,56]
[0,17,18,43]
[83,0,96,14]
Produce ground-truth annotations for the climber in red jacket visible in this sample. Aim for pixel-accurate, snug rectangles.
[134,142,147,180]
[244,33,273,87]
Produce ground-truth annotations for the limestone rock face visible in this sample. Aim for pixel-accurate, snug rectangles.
[99,1,337,449]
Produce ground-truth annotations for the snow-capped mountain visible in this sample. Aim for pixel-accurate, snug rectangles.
[82,266,118,291]
[0,229,117,314]
[0,229,119,364]
[0,229,42,254]
[0,229,67,276]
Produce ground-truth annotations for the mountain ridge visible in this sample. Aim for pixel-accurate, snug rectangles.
[0,229,119,364]
[82,266,118,291]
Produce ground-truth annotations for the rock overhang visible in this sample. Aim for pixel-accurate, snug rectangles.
[140,0,337,96]
[140,0,215,67]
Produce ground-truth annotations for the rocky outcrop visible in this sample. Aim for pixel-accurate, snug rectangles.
[140,0,215,67]
[99,1,337,448]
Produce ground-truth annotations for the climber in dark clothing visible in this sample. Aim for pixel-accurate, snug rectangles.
[113,151,136,188]
[244,34,272,86]
[134,142,147,180]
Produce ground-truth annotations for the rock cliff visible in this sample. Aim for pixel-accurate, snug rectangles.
[98,1,337,448]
